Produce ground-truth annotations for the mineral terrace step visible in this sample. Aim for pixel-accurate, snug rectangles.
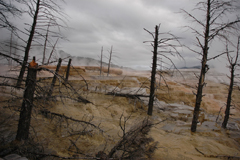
[2,154,27,160]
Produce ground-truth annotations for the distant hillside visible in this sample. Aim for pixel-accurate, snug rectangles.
[58,50,121,68]
[0,48,126,69]
[179,65,201,69]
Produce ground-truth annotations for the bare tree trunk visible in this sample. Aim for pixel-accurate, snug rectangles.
[65,58,71,82]
[107,46,113,77]
[48,58,62,97]
[222,37,239,128]
[100,46,103,76]
[16,0,40,87]
[42,21,50,65]
[191,0,210,132]
[148,25,158,116]
[16,58,38,141]
[222,65,234,128]
[191,66,206,131]
[9,30,13,66]
[47,38,59,65]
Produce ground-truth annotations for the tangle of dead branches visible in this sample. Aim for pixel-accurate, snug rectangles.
[106,115,158,159]
[40,110,103,133]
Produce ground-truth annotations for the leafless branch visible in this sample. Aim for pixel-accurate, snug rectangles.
[108,116,159,159]
[40,110,104,133]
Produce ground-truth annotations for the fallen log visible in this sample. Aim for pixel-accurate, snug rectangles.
[106,92,149,99]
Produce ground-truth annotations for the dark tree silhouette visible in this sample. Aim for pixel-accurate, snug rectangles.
[182,0,240,132]
[144,24,182,116]
[16,57,38,141]
[16,0,40,87]
[100,46,103,76]
[65,58,72,82]
[107,46,113,77]
[16,0,66,87]
[107,115,158,159]
[47,58,62,97]
[222,36,240,128]
[146,26,158,116]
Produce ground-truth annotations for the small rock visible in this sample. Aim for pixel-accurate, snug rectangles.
[173,109,192,116]
[170,113,178,119]
[201,121,220,131]
[3,154,21,160]
[227,123,239,130]
[151,115,162,121]
[175,121,191,127]
[161,124,175,132]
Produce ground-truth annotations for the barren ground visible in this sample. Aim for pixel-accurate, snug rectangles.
[0,65,240,160]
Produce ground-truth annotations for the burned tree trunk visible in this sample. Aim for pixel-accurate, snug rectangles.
[222,65,235,128]
[191,59,208,132]
[16,57,38,141]
[47,38,59,65]
[147,25,159,116]
[144,24,181,115]
[48,58,62,97]
[100,46,103,76]
[42,21,50,65]
[182,0,240,132]
[9,30,13,66]
[107,46,113,77]
[65,58,71,82]
[191,0,210,132]
[16,0,40,87]
[222,37,239,128]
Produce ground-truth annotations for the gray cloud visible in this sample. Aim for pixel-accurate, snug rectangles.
[1,0,239,73]
[60,0,192,69]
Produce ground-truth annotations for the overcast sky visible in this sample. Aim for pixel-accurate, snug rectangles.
[2,0,240,72]
[59,0,196,70]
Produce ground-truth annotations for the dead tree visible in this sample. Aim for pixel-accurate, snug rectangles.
[47,38,59,65]
[222,36,240,128]
[106,92,149,99]
[65,58,72,82]
[0,56,92,156]
[100,46,103,76]
[182,0,240,132]
[16,57,38,141]
[42,21,51,65]
[16,0,40,87]
[48,58,62,97]
[8,30,13,66]
[144,24,182,116]
[16,0,66,87]
[107,46,113,77]
[147,26,158,116]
